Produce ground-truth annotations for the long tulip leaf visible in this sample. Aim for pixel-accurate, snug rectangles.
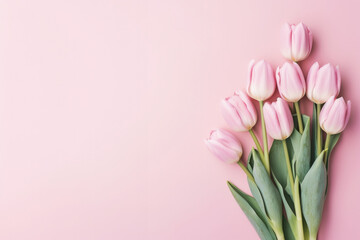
[301,151,327,239]
[295,115,311,182]
[252,150,283,231]
[273,175,297,236]
[227,181,276,240]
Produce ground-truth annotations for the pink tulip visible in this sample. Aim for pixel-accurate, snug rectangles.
[276,61,306,102]
[205,129,243,163]
[221,91,257,132]
[319,96,351,134]
[306,62,341,104]
[247,60,276,101]
[263,98,294,140]
[280,22,313,62]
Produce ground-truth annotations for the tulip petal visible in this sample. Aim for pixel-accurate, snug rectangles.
[247,60,275,101]
[266,62,276,98]
[293,61,306,92]
[274,98,293,139]
[205,129,243,163]
[307,62,319,102]
[319,96,335,126]
[307,26,313,53]
[263,102,282,140]
[344,101,351,128]
[312,64,338,103]
[322,97,347,134]
[222,91,258,131]
[339,100,351,132]
[212,129,243,153]
[280,62,305,102]
[205,140,239,163]
[237,91,257,124]
[335,65,341,96]
[292,23,308,61]
[320,97,351,134]
[221,100,246,131]
[229,95,253,128]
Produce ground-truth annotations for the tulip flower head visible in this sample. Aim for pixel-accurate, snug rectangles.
[319,96,351,135]
[280,22,313,62]
[221,91,257,132]
[263,98,294,140]
[276,61,306,102]
[246,60,276,101]
[205,129,243,164]
[307,62,341,104]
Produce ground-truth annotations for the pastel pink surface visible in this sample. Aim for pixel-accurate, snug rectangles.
[0,1,359,240]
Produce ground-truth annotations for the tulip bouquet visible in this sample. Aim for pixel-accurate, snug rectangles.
[205,23,351,240]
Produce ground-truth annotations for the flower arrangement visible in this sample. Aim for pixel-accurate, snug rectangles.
[205,22,351,240]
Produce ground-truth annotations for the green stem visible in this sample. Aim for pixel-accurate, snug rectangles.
[316,103,322,155]
[237,161,255,182]
[274,229,285,240]
[324,134,331,166]
[294,101,304,134]
[259,101,270,175]
[283,140,304,240]
[249,129,265,162]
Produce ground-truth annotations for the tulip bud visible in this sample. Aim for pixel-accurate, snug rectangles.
[306,62,341,104]
[221,91,257,132]
[276,61,306,102]
[205,129,243,163]
[246,60,276,101]
[280,22,313,62]
[263,98,294,140]
[319,96,351,135]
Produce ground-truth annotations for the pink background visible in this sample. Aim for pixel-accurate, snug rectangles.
[0,0,359,239]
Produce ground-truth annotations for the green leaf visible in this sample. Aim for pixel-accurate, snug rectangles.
[252,150,283,231]
[271,114,310,188]
[269,140,288,188]
[247,178,278,237]
[269,125,302,185]
[247,150,254,174]
[227,181,276,240]
[325,133,340,170]
[295,115,311,182]
[273,176,297,237]
[288,122,301,160]
[287,114,312,182]
[301,151,327,239]
[246,151,277,238]
[283,216,296,240]
[248,178,266,216]
[269,139,295,198]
